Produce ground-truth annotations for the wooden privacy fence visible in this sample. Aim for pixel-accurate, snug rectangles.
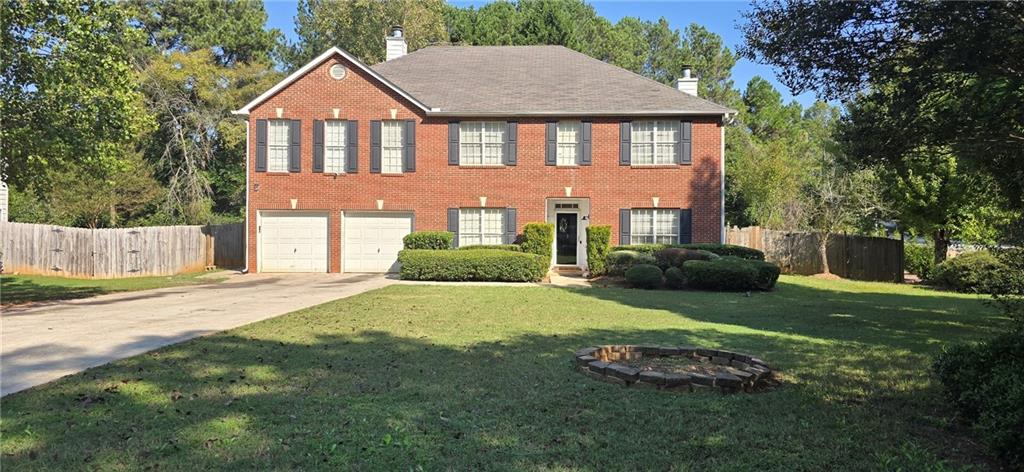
[0,222,244,279]
[727,226,904,283]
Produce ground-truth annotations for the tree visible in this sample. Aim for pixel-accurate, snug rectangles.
[1,0,154,190]
[740,1,1024,210]
[286,0,449,68]
[47,152,161,228]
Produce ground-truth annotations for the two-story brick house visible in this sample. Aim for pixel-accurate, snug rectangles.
[233,27,734,273]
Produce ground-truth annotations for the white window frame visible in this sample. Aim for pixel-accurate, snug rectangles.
[630,209,679,244]
[556,121,582,166]
[631,120,678,166]
[268,120,290,172]
[324,120,346,173]
[459,122,506,166]
[381,120,404,174]
[458,208,506,247]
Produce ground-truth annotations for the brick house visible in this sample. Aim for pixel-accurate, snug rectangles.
[233,27,734,273]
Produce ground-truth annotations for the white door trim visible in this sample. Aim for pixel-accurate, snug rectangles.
[545,198,590,270]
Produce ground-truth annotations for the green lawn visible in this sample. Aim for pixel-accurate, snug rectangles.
[0,272,225,306]
[0,276,1008,470]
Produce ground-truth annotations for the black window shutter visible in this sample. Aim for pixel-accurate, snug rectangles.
[312,120,324,172]
[447,208,459,247]
[679,209,693,244]
[346,120,358,173]
[370,120,381,173]
[504,121,517,166]
[255,119,267,172]
[545,121,557,165]
[403,119,416,172]
[679,121,692,165]
[448,121,460,165]
[580,121,592,165]
[504,208,517,244]
[288,119,301,172]
[619,209,631,245]
[619,121,631,165]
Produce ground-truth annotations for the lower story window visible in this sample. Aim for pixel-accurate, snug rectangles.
[459,208,505,246]
[631,209,678,244]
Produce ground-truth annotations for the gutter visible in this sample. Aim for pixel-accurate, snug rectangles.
[242,117,250,274]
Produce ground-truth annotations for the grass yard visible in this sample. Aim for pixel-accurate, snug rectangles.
[0,272,225,306]
[0,276,1008,470]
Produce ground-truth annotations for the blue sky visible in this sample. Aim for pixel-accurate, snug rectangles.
[262,0,818,107]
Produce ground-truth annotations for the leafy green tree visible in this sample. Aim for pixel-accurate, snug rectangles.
[47,152,162,228]
[1,0,154,190]
[286,0,449,68]
[740,0,1024,209]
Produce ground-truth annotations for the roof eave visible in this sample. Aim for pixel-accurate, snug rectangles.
[424,109,736,117]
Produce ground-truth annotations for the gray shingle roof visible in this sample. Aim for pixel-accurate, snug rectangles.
[371,46,734,116]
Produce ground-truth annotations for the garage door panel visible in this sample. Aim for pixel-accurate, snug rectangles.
[343,213,413,273]
[260,212,329,272]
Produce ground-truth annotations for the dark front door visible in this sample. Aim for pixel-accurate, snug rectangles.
[556,213,577,265]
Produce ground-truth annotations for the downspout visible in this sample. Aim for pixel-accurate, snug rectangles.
[243,117,250,274]
[720,117,727,244]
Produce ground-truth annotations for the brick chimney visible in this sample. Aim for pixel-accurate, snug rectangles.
[676,65,699,96]
[385,25,407,61]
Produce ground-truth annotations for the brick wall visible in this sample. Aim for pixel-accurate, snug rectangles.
[247,53,723,272]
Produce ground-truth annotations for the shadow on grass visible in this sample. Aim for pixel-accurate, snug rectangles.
[557,279,1006,354]
[0,316,996,470]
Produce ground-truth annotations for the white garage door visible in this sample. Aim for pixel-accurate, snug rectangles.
[343,212,413,272]
[259,212,329,272]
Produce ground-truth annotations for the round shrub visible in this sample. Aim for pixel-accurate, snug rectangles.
[606,250,656,276]
[904,243,935,280]
[653,247,714,270]
[625,264,663,289]
[664,266,686,289]
[680,258,759,291]
[930,251,1007,292]
[403,231,453,250]
[745,258,781,290]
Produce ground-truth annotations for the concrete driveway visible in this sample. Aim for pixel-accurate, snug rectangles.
[1,272,394,396]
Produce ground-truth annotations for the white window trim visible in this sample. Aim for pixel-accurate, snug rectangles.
[381,120,404,174]
[324,120,346,174]
[459,121,506,166]
[556,121,582,167]
[631,120,678,166]
[630,208,679,244]
[459,208,506,247]
[267,119,290,172]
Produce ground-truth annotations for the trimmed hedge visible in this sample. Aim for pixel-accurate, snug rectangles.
[664,266,686,289]
[403,231,453,250]
[611,243,764,261]
[653,247,715,270]
[520,222,554,260]
[625,264,663,289]
[904,243,935,280]
[606,250,657,276]
[741,257,782,290]
[586,225,612,276]
[398,249,547,282]
[680,257,760,291]
[934,329,1024,468]
[931,251,1007,292]
[458,244,521,252]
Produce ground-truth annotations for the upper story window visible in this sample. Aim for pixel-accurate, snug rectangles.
[556,121,581,166]
[324,120,346,173]
[631,120,678,165]
[381,120,404,174]
[267,120,290,172]
[459,208,505,246]
[460,122,506,166]
[630,209,678,244]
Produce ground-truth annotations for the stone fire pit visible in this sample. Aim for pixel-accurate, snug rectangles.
[573,345,776,393]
